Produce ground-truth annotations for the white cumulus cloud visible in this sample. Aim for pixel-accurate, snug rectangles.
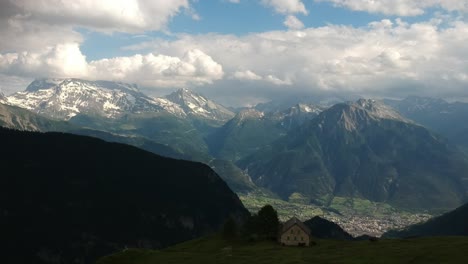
[261,0,308,14]
[125,18,468,102]
[0,45,224,88]
[318,0,468,16]
[0,43,88,78]
[8,0,192,33]
[232,70,263,80]
[284,15,305,29]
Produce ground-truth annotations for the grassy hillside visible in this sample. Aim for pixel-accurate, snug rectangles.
[0,127,248,264]
[97,235,468,264]
[384,202,468,238]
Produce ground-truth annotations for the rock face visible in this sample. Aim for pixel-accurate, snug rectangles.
[271,103,324,130]
[0,127,249,264]
[207,105,323,162]
[165,88,235,125]
[207,108,286,161]
[239,99,468,211]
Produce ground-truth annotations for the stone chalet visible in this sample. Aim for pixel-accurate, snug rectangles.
[279,217,311,246]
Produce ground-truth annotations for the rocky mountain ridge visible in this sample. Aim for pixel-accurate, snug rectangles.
[239,99,468,211]
[4,78,233,123]
[3,79,468,215]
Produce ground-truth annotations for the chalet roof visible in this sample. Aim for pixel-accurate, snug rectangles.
[281,217,311,235]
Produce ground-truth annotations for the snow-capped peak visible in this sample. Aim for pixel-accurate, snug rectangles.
[165,88,234,123]
[5,79,234,123]
[5,78,183,120]
[234,109,264,122]
[313,99,412,133]
[352,98,408,122]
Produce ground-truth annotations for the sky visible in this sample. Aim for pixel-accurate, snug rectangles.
[0,0,468,106]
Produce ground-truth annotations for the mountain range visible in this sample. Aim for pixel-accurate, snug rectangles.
[4,78,234,123]
[2,78,468,214]
[239,99,468,211]
[385,96,468,154]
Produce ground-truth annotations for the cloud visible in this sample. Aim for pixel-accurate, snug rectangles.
[89,49,224,87]
[284,15,305,29]
[261,0,308,14]
[0,43,88,78]
[124,18,468,103]
[0,74,32,95]
[0,0,223,90]
[0,16,82,53]
[1,0,468,106]
[318,0,468,16]
[232,70,263,81]
[0,45,223,88]
[7,0,192,33]
[0,0,195,59]
[266,75,292,85]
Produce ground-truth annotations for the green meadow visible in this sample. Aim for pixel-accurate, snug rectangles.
[97,235,468,264]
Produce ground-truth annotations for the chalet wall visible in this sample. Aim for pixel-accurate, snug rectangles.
[280,225,310,246]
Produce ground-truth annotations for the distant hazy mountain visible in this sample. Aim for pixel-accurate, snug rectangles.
[385,96,468,152]
[69,112,212,162]
[208,159,256,192]
[270,103,324,130]
[69,128,188,160]
[0,127,249,264]
[0,102,71,131]
[383,202,468,238]
[207,109,286,161]
[239,99,468,211]
[207,105,323,162]
[254,95,347,113]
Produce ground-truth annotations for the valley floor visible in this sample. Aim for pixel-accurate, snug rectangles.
[96,236,468,264]
[239,191,431,237]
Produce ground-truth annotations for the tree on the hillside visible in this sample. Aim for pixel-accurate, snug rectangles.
[222,216,238,239]
[241,213,258,240]
[256,205,280,240]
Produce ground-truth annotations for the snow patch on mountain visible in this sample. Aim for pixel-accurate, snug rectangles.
[353,99,409,122]
[5,78,186,120]
[234,109,265,123]
[4,79,235,123]
[165,88,234,123]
